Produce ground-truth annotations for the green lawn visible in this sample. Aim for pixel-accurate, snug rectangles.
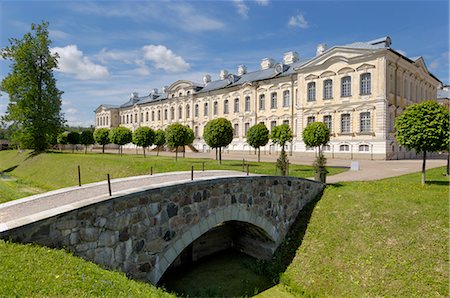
[0,240,174,297]
[279,167,449,297]
[0,150,345,202]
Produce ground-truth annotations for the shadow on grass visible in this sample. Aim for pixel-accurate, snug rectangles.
[327,182,345,188]
[260,189,324,284]
[0,165,18,174]
[426,180,450,186]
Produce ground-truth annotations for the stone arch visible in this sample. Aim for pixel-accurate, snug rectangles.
[149,205,279,284]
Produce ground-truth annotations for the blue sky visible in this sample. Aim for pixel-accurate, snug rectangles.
[1,0,448,127]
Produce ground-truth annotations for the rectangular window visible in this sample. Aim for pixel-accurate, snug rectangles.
[271,92,277,109]
[186,105,190,118]
[360,73,371,95]
[360,112,371,132]
[323,79,333,99]
[178,107,182,119]
[146,112,149,122]
[195,104,199,117]
[224,100,229,114]
[341,76,351,97]
[152,111,155,121]
[270,120,277,131]
[233,124,239,137]
[245,96,251,112]
[204,103,209,116]
[213,101,218,115]
[234,98,240,113]
[307,82,316,101]
[283,120,289,126]
[359,144,369,152]
[283,90,290,107]
[259,94,265,110]
[341,113,350,133]
[141,113,143,122]
[158,110,161,121]
[307,116,315,125]
[323,115,332,131]
[244,122,250,135]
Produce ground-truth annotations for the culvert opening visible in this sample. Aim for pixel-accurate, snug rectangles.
[158,220,276,297]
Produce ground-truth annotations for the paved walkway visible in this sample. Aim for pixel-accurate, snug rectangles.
[0,170,255,232]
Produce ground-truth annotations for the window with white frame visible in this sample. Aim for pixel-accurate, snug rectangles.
[323,79,333,99]
[170,108,174,120]
[340,144,350,151]
[126,115,129,124]
[244,122,250,135]
[146,112,149,122]
[283,90,290,107]
[245,96,251,112]
[307,82,316,101]
[307,116,315,125]
[224,100,229,114]
[152,111,155,121]
[323,144,331,151]
[360,112,371,133]
[233,123,239,137]
[359,144,370,152]
[323,115,332,131]
[271,92,277,109]
[164,109,168,120]
[341,76,351,97]
[283,120,289,126]
[195,104,199,117]
[178,106,182,119]
[204,103,208,116]
[340,113,350,133]
[270,120,277,131]
[158,110,161,121]
[234,98,240,113]
[360,73,371,95]
[186,105,190,118]
[213,101,218,115]
[259,94,265,110]
[140,113,143,122]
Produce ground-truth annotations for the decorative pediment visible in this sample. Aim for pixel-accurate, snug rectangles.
[355,104,375,111]
[413,57,428,74]
[336,105,355,113]
[318,107,336,114]
[356,63,375,71]
[337,67,355,75]
[257,87,267,92]
[166,80,196,93]
[319,71,336,78]
[303,109,318,115]
[305,74,319,80]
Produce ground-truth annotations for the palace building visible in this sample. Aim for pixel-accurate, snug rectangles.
[95,36,442,160]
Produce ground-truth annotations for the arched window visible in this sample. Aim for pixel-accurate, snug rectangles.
[186,105,190,118]
[339,144,350,151]
[195,104,199,117]
[204,102,209,116]
[146,111,149,121]
[178,106,182,119]
[359,144,370,152]
[341,76,351,97]
[158,110,161,121]
[151,111,155,121]
[126,114,129,124]
[164,109,168,120]
[323,79,333,99]
[224,100,229,114]
[170,107,175,120]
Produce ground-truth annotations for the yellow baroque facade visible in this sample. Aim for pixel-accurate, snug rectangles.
[95,36,441,160]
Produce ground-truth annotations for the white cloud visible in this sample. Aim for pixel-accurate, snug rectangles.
[255,0,269,6]
[142,45,190,73]
[51,45,109,80]
[65,108,78,115]
[288,13,309,29]
[233,0,249,19]
[49,29,69,40]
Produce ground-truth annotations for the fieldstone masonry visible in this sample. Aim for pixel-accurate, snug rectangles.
[0,175,324,285]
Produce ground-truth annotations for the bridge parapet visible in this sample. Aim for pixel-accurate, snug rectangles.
[0,173,324,284]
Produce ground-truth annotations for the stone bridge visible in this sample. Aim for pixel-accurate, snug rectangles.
[0,171,324,284]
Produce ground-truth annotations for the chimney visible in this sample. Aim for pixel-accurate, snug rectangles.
[237,65,247,76]
[260,58,275,70]
[283,51,299,64]
[203,74,211,85]
[219,70,228,80]
[316,44,327,56]
[131,92,139,99]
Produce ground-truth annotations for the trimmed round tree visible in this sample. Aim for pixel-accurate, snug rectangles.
[67,131,80,153]
[57,132,68,151]
[302,122,330,182]
[271,124,293,176]
[395,100,449,185]
[183,126,195,158]
[80,130,94,154]
[93,128,110,154]
[203,118,233,164]
[165,123,189,161]
[109,127,132,156]
[132,127,155,157]
[153,129,166,156]
[246,123,269,162]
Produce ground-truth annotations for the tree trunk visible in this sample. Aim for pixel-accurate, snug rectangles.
[258,147,261,162]
[219,147,222,165]
[447,152,449,176]
[175,146,178,161]
[183,146,186,158]
[143,147,146,158]
[85,145,87,154]
[72,144,75,153]
[157,146,160,156]
[422,151,426,186]
[215,148,218,160]
[102,144,105,154]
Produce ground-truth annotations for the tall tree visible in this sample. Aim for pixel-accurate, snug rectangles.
[1,22,64,151]
[395,100,449,185]
[153,129,166,156]
[109,127,132,156]
[132,127,155,157]
[80,130,94,154]
[165,123,191,161]
[67,131,79,153]
[271,124,293,176]
[93,128,110,154]
[203,118,233,164]
[246,123,269,162]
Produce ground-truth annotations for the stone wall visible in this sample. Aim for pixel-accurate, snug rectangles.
[0,176,324,285]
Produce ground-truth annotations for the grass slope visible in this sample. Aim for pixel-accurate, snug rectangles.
[0,150,345,202]
[280,167,449,297]
[0,240,174,297]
